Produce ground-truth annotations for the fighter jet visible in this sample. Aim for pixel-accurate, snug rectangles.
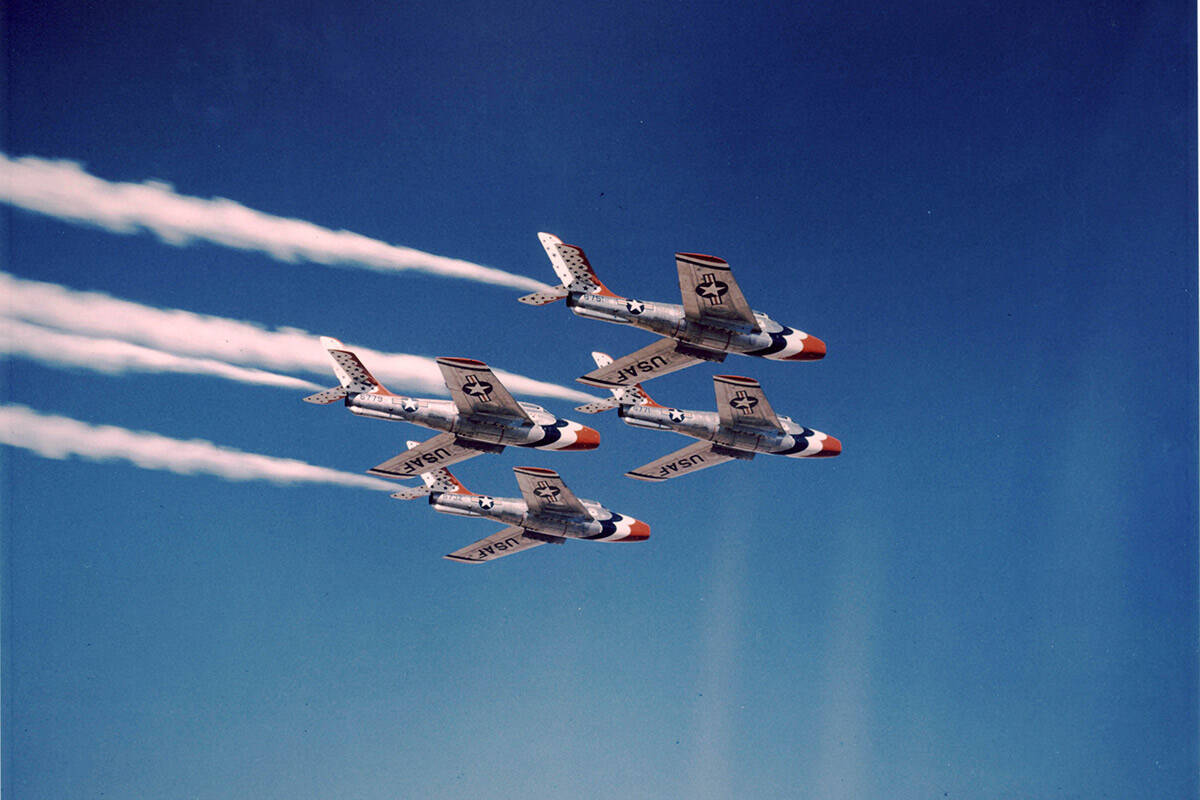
[576,352,840,482]
[303,337,599,479]
[519,233,827,388]
[391,455,650,563]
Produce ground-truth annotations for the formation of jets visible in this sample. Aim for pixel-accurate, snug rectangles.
[308,233,840,563]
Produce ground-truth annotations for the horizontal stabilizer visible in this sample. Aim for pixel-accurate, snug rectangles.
[303,386,349,404]
[390,486,435,500]
[518,285,569,306]
[575,397,620,414]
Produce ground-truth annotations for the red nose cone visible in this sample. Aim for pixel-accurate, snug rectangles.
[785,335,826,360]
[625,520,651,541]
[813,435,841,457]
[561,425,601,450]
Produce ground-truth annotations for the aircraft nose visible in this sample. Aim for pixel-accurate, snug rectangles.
[561,424,601,450]
[625,519,651,541]
[812,435,841,457]
[785,334,826,360]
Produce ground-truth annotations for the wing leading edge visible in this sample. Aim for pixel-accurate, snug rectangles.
[445,525,564,564]
[577,338,717,388]
[367,432,496,479]
[625,440,745,482]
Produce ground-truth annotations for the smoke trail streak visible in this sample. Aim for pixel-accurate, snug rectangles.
[0,153,554,293]
[1,318,322,391]
[0,404,397,490]
[0,272,597,403]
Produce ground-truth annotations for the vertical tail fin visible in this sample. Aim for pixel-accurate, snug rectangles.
[415,443,474,495]
[319,336,389,394]
[574,352,661,413]
[536,233,619,297]
[390,442,474,500]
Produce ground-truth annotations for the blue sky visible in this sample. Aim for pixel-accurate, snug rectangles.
[3,2,1196,798]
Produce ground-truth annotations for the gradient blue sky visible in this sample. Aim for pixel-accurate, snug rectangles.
[4,2,1196,798]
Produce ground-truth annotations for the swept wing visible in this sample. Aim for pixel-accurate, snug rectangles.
[713,374,784,432]
[577,338,709,388]
[676,253,760,332]
[367,432,490,479]
[436,357,533,423]
[445,525,563,564]
[625,440,743,482]
[512,466,589,517]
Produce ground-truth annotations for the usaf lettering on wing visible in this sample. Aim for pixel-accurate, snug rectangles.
[617,354,669,382]
[657,453,706,477]
[477,536,521,558]
[403,447,453,474]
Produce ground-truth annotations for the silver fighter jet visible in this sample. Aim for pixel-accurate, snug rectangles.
[519,233,827,388]
[577,352,841,482]
[392,454,650,563]
[304,337,600,479]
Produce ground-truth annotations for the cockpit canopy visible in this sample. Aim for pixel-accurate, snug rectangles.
[753,311,784,333]
[518,402,556,425]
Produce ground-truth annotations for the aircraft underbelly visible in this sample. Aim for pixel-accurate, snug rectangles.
[347,405,405,423]
[675,420,718,440]
[727,330,772,353]
[453,419,532,446]
[679,324,733,352]
[486,509,527,526]
[432,496,524,524]
[347,399,457,432]
[522,514,575,537]
[714,429,769,453]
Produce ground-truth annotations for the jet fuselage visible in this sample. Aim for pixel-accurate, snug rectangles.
[567,292,822,362]
[427,491,649,542]
[343,391,597,451]
[618,403,837,459]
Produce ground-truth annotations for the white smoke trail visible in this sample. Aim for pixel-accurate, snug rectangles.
[0,318,322,391]
[0,272,597,403]
[0,404,397,490]
[0,153,555,293]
